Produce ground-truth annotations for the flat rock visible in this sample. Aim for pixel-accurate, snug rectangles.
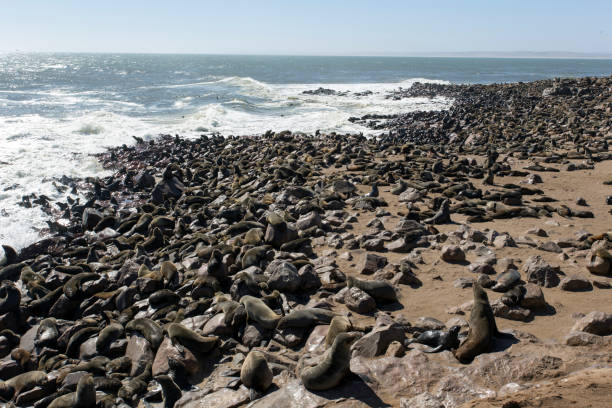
[560,275,593,291]
[351,324,404,358]
[176,385,250,408]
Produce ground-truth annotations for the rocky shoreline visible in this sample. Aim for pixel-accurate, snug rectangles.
[0,75,611,408]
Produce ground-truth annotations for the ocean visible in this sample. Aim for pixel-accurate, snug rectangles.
[1,53,612,249]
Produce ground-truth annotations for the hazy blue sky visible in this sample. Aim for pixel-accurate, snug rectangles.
[1,0,611,55]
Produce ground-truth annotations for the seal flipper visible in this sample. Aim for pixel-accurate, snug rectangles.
[423,345,444,353]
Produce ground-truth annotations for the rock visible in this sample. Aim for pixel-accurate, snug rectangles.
[297,264,321,291]
[360,253,387,275]
[385,340,405,357]
[593,280,611,289]
[522,255,560,287]
[176,386,250,408]
[520,283,547,311]
[493,234,516,249]
[560,276,593,291]
[332,180,356,195]
[247,379,333,408]
[564,331,605,346]
[82,208,103,231]
[267,260,301,293]
[152,337,199,377]
[345,287,376,314]
[351,324,404,358]
[400,392,445,408]
[385,237,414,253]
[414,317,445,331]
[242,324,265,348]
[440,245,465,263]
[454,278,474,288]
[134,170,155,188]
[571,311,612,336]
[491,299,531,322]
[296,211,322,231]
[586,253,611,276]
[538,241,562,253]
[202,313,233,336]
[362,238,385,251]
[125,334,154,377]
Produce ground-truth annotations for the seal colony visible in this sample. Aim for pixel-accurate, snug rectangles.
[0,75,611,407]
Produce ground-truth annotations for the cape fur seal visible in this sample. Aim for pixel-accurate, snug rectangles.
[300,332,359,391]
[406,325,460,353]
[453,283,501,363]
[165,322,218,353]
[240,350,273,394]
[346,276,397,303]
[126,318,164,349]
[239,295,281,329]
[48,373,95,408]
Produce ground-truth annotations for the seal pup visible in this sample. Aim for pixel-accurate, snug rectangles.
[406,325,460,353]
[240,350,273,400]
[453,283,500,363]
[300,332,359,391]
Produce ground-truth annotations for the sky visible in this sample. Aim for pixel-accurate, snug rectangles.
[1,0,611,56]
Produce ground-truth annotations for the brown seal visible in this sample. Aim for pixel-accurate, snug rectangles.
[453,283,500,363]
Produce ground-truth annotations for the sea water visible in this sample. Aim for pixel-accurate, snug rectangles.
[1,53,611,248]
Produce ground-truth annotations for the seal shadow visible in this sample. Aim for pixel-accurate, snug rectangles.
[377,301,404,312]
[490,331,520,353]
[532,304,557,317]
[313,374,391,407]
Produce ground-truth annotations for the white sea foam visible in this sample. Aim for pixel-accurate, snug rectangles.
[0,77,451,248]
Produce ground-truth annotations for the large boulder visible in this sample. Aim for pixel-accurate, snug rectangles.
[351,324,404,358]
[571,311,612,336]
[522,255,560,287]
[345,287,376,314]
[266,260,301,293]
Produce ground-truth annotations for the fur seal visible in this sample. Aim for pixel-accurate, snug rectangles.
[0,370,47,400]
[0,280,21,314]
[324,316,353,348]
[453,283,500,363]
[0,245,18,267]
[239,295,281,329]
[63,272,99,299]
[66,326,100,357]
[277,308,336,329]
[96,322,124,352]
[300,332,359,391]
[241,350,273,398]
[126,318,164,349]
[346,276,397,302]
[48,373,95,408]
[155,374,182,408]
[406,325,460,353]
[118,362,152,402]
[491,269,521,292]
[165,323,218,353]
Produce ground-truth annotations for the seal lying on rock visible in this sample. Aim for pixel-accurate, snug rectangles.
[453,283,500,363]
[300,332,359,391]
[346,276,397,303]
[48,373,95,408]
[406,325,460,353]
[126,318,164,349]
[0,370,47,400]
[277,308,336,329]
[165,323,218,353]
[240,295,281,329]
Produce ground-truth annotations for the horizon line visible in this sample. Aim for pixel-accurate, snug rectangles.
[2,50,612,60]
